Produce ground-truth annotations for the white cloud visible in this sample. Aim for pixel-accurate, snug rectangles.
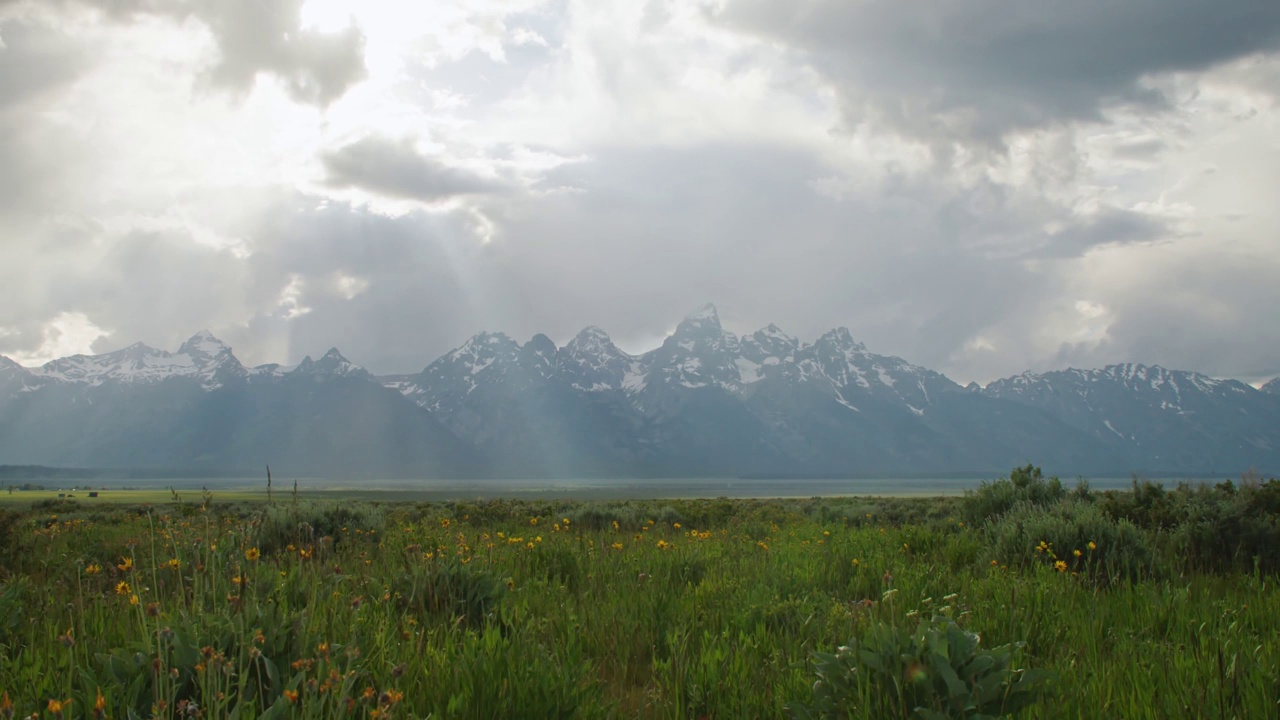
[8,312,112,366]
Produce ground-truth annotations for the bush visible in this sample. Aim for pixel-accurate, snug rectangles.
[986,499,1153,582]
[1098,479,1280,574]
[251,502,386,556]
[787,615,1053,719]
[962,466,1064,527]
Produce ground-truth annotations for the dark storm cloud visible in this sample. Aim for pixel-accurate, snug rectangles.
[717,0,1280,143]
[1033,210,1170,259]
[322,136,506,202]
[56,0,367,106]
[0,19,92,215]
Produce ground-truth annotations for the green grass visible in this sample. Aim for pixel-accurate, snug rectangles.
[0,492,1276,718]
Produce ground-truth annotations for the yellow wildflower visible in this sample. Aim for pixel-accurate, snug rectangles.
[84,564,102,576]
[117,557,134,572]
[115,581,131,596]
[1054,560,1068,573]
[244,547,260,562]
[1088,541,1097,551]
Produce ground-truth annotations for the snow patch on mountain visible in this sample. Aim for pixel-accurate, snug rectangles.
[22,332,244,389]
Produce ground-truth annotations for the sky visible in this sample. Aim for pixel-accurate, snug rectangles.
[0,0,1278,385]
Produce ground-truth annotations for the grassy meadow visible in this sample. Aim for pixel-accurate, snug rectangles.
[0,468,1277,718]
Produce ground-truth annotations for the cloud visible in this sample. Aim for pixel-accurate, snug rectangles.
[33,0,367,106]
[192,0,366,106]
[321,135,505,202]
[716,0,1280,145]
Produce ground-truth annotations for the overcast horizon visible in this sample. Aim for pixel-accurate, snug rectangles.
[2,0,1278,386]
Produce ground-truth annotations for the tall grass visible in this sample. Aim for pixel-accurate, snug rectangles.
[0,480,1275,718]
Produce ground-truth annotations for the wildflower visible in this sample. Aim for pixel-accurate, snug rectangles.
[58,628,74,649]
[1073,549,1082,558]
[851,558,860,567]
[440,518,451,529]
[823,530,830,536]
[117,557,134,572]
[362,687,376,701]
[0,692,12,720]
[391,664,406,678]
[47,699,70,718]
[1054,560,1068,573]
[244,548,260,562]
[673,522,681,529]
[379,690,404,706]
[115,581,131,596]
[129,594,140,606]
[525,542,535,550]
[611,542,623,550]
[93,689,106,720]
[283,690,299,704]
[612,520,620,531]
[529,517,538,526]
[84,564,102,576]
[507,579,516,591]
[145,602,160,617]
[991,559,999,567]
[1088,541,1097,551]
[656,540,669,550]
[757,541,769,551]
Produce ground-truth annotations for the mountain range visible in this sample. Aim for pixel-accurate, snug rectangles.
[2,305,1277,478]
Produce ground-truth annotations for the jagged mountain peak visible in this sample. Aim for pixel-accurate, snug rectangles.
[524,333,557,356]
[684,303,720,323]
[178,330,230,357]
[292,348,369,380]
[815,327,866,353]
[756,323,795,342]
[569,325,613,346]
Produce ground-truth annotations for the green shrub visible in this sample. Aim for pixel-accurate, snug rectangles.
[962,465,1064,527]
[251,502,385,555]
[786,615,1053,719]
[986,499,1153,582]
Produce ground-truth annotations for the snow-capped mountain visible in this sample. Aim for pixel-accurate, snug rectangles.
[6,331,246,391]
[2,307,1278,477]
[0,333,469,476]
[984,364,1280,471]
[1263,377,1280,395]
